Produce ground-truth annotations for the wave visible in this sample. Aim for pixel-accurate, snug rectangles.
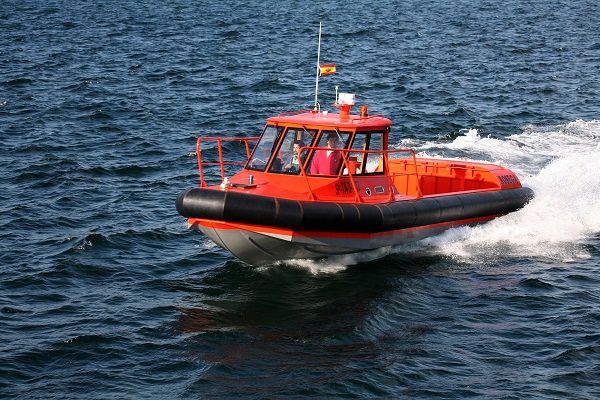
[2,78,34,86]
[402,120,600,263]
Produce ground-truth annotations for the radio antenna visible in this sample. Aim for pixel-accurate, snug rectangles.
[313,22,322,112]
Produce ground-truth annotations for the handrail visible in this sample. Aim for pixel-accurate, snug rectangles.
[196,136,259,187]
[274,110,388,121]
[194,137,422,202]
[296,146,422,202]
[393,158,498,177]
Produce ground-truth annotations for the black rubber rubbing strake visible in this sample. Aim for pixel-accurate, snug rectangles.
[176,187,535,233]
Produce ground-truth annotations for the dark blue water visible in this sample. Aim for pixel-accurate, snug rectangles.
[2,1,600,398]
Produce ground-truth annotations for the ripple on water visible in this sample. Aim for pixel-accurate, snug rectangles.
[2,0,600,399]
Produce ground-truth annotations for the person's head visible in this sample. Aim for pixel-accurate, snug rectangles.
[293,141,304,155]
[326,133,339,148]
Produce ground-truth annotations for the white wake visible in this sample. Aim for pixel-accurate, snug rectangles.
[413,120,600,263]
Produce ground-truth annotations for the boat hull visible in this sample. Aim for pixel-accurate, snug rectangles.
[192,214,498,265]
[178,186,534,265]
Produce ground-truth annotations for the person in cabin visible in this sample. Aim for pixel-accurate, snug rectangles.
[270,151,283,171]
[310,133,342,175]
[284,141,304,173]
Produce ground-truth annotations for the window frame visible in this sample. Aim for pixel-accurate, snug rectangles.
[267,127,318,175]
[245,124,284,172]
[343,130,387,176]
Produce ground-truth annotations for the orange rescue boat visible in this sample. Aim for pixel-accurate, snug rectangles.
[176,99,534,265]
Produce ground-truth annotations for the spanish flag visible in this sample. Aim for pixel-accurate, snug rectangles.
[319,63,336,76]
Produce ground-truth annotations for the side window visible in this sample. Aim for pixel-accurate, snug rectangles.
[308,130,351,176]
[268,128,316,174]
[346,133,367,175]
[344,132,384,175]
[247,125,282,172]
[365,133,384,173]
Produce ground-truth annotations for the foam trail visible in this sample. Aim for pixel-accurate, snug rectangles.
[413,120,600,262]
[273,258,348,275]
[275,247,394,274]
[405,128,540,173]
[402,120,600,178]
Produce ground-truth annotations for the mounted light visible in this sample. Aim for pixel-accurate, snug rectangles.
[336,92,355,117]
[337,93,355,105]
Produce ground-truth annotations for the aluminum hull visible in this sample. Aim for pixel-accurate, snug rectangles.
[192,216,493,265]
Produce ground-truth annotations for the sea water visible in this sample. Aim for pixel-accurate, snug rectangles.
[1,1,600,398]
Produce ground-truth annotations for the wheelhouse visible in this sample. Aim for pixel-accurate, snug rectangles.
[245,111,393,177]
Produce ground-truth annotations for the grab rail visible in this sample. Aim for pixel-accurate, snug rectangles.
[196,136,259,187]
[194,137,421,202]
[296,146,422,202]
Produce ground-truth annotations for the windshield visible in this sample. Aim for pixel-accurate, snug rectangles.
[246,125,282,171]
[268,128,317,174]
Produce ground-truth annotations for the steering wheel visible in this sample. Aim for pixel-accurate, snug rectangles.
[251,157,266,168]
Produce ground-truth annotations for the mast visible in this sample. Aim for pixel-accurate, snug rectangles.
[313,22,322,111]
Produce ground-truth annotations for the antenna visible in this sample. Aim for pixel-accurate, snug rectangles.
[313,22,322,112]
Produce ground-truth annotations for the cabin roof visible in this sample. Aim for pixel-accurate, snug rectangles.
[266,111,392,130]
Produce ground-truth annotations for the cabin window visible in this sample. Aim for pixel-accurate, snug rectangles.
[344,132,385,175]
[247,124,283,172]
[365,132,384,173]
[307,130,351,176]
[268,128,316,174]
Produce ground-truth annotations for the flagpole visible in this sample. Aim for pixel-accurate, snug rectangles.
[313,22,322,111]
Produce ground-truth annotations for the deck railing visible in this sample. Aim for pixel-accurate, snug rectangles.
[194,137,422,201]
[296,146,422,202]
[195,136,259,187]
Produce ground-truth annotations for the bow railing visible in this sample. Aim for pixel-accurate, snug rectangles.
[195,136,259,187]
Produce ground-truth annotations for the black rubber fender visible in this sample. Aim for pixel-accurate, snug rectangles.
[176,186,534,233]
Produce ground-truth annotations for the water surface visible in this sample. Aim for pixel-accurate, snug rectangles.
[1,1,600,398]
